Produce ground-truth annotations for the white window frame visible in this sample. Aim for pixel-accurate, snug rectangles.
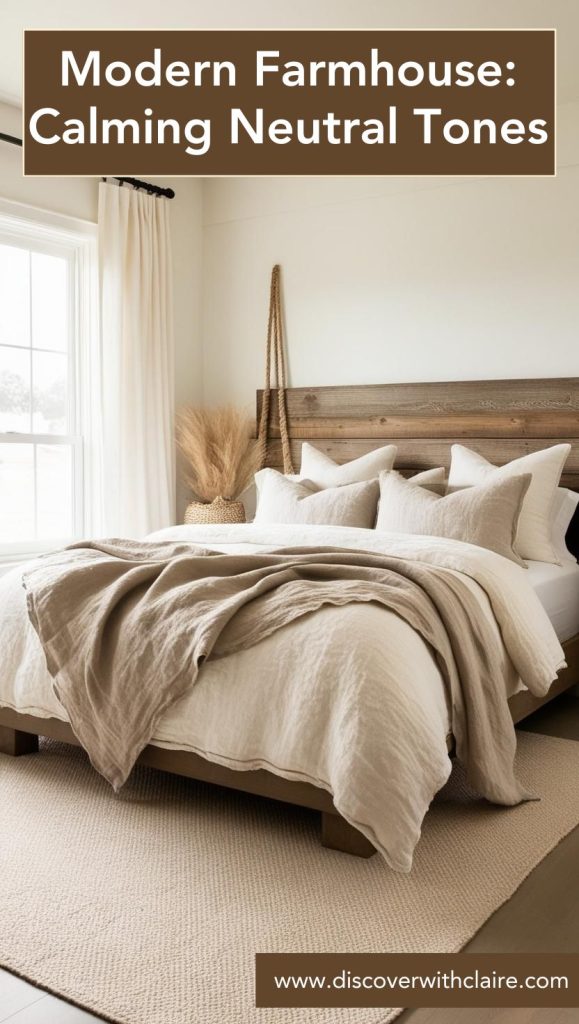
[0,198,98,565]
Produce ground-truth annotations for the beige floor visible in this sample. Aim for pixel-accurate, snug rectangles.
[1,694,578,1024]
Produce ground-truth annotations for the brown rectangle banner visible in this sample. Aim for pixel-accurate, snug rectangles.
[255,953,579,1008]
[23,29,555,176]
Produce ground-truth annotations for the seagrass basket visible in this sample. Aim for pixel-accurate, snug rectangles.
[184,496,246,525]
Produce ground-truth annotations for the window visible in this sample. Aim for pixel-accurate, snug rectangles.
[0,202,97,560]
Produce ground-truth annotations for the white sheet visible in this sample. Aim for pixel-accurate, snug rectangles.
[527,559,579,643]
[0,524,565,872]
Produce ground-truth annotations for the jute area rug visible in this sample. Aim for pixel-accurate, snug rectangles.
[1,733,579,1024]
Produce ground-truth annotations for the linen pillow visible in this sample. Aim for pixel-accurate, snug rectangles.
[299,442,397,488]
[550,487,579,564]
[447,443,571,563]
[376,470,531,565]
[254,469,379,528]
[407,467,446,494]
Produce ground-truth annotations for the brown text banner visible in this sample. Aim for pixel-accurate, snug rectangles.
[23,29,555,176]
[255,953,579,1008]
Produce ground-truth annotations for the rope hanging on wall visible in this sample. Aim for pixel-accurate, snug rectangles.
[257,264,295,474]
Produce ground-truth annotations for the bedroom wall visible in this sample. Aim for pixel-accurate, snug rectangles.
[201,100,579,411]
[0,100,203,518]
[0,101,98,219]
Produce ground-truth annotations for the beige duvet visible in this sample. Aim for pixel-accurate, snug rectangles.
[0,523,565,871]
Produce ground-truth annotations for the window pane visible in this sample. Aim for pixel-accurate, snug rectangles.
[0,228,81,552]
[36,444,73,539]
[32,350,67,434]
[0,345,31,432]
[31,252,68,352]
[0,443,34,541]
[0,244,30,348]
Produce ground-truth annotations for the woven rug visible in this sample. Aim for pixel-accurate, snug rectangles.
[1,733,579,1024]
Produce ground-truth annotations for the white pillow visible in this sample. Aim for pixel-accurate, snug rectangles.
[447,443,571,563]
[407,467,446,494]
[551,488,579,564]
[254,469,379,528]
[299,442,397,488]
[377,470,530,565]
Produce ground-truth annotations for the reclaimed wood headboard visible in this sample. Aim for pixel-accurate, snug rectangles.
[257,377,579,557]
[257,377,579,491]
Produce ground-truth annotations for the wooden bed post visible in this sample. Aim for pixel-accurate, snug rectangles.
[0,726,39,757]
[321,811,376,858]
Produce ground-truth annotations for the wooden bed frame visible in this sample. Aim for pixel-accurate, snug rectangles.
[1,377,578,859]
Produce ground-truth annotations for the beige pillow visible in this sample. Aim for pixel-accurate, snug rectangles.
[376,470,446,525]
[447,443,571,563]
[550,487,579,565]
[407,467,446,494]
[376,471,531,565]
[254,469,379,528]
[299,442,397,488]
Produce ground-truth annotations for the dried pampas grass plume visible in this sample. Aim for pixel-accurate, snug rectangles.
[176,405,260,503]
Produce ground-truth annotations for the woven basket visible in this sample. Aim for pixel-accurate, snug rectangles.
[184,496,246,525]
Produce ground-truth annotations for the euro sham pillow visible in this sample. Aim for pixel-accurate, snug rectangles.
[254,468,379,528]
[447,443,571,563]
[551,487,579,564]
[376,470,531,565]
[299,441,397,488]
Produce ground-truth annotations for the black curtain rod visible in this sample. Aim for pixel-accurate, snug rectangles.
[106,176,175,199]
[0,132,22,147]
[0,131,175,199]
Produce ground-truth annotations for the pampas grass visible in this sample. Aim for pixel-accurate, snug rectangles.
[176,406,260,503]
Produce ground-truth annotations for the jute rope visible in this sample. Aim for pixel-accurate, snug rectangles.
[257,265,295,474]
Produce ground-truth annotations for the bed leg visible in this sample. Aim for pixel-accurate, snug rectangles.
[0,726,39,757]
[321,811,376,858]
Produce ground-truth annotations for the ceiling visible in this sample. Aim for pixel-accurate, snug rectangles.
[1,0,578,107]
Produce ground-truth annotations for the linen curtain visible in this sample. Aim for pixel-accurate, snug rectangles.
[98,181,175,537]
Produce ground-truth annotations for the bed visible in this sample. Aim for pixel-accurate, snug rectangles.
[1,377,578,869]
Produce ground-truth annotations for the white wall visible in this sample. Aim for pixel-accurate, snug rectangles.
[0,101,98,220]
[201,100,579,409]
[0,100,203,519]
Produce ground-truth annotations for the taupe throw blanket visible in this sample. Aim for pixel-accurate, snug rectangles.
[23,540,531,804]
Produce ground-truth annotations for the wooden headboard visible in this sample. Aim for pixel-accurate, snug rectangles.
[256,377,579,491]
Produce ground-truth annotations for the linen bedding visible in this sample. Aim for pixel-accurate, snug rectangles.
[0,523,565,872]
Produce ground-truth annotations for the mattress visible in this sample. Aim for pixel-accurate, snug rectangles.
[527,559,579,643]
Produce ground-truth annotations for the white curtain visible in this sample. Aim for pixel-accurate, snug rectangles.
[98,181,175,537]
